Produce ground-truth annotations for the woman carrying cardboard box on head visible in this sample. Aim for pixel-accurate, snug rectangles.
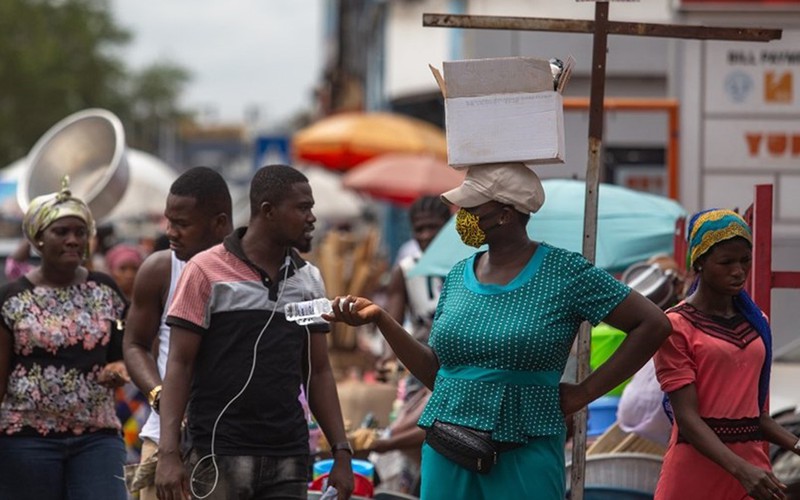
[325,161,670,499]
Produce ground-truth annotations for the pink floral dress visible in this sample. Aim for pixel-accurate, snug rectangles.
[0,272,127,436]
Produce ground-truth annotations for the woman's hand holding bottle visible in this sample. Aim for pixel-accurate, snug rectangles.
[323,295,383,326]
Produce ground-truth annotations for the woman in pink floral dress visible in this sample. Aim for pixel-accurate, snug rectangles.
[0,181,129,500]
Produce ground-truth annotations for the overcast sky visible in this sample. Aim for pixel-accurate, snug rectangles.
[110,0,325,125]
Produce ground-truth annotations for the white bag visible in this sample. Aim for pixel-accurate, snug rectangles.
[617,359,672,446]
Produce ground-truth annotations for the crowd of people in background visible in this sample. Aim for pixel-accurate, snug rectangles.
[1,163,798,500]
[368,195,451,495]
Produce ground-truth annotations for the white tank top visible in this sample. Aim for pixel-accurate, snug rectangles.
[398,254,443,342]
[139,252,186,443]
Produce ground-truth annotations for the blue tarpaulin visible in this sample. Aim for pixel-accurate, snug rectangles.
[409,179,686,277]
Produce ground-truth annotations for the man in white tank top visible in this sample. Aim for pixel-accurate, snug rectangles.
[372,196,450,495]
[122,167,232,500]
[382,196,451,370]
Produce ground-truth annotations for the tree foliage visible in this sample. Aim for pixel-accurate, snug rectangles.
[0,0,191,165]
[125,61,192,153]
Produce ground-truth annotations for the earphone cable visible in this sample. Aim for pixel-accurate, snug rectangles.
[190,253,292,498]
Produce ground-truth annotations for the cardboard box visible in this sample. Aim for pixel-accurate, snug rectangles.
[430,56,572,168]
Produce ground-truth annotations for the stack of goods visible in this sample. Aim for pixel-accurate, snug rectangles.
[316,427,380,456]
[311,226,387,353]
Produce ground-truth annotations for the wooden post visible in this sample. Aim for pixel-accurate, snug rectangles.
[746,184,800,315]
[423,5,781,499]
[571,4,610,497]
[751,184,773,316]
[742,184,800,321]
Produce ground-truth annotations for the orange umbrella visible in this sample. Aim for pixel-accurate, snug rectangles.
[292,112,447,171]
[342,154,465,205]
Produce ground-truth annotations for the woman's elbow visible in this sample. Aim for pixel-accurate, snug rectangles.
[628,306,672,347]
[650,312,672,343]
[656,312,672,340]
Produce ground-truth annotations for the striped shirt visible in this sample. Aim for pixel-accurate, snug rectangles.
[166,228,329,456]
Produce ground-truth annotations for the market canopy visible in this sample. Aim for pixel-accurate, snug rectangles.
[341,153,464,206]
[1,149,178,240]
[1,149,176,224]
[409,178,687,277]
[292,112,447,171]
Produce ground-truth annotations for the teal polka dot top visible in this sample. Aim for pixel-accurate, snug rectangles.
[418,243,630,442]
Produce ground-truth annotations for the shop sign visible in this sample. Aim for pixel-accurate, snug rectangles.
[704,30,800,114]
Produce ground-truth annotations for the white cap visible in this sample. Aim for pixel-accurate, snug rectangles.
[441,162,545,214]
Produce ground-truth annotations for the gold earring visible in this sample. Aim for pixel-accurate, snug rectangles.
[37,241,44,247]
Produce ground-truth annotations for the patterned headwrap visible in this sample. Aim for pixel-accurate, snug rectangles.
[687,208,752,270]
[22,175,96,255]
[685,208,771,414]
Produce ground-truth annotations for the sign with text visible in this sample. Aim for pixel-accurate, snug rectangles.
[704,30,800,114]
[703,119,800,169]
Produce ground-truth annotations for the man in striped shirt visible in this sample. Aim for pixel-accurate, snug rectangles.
[156,165,354,500]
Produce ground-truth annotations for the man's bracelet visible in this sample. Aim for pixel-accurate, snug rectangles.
[148,384,163,414]
[331,442,353,455]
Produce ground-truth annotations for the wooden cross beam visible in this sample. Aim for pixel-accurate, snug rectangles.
[423,5,781,499]
[422,12,781,41]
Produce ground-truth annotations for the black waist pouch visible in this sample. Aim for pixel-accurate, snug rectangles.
[425,420,523,474]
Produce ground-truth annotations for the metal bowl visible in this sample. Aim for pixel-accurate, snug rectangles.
[621,262,675,309]
[17,108,129,222]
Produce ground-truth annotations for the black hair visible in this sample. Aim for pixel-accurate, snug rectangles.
[409,195,450,222]
[152,233,170,252]
[95,224,118,254]
[249,164,309,217]
[170,166,232,217]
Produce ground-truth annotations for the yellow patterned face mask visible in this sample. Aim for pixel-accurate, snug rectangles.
[455,209,486,248]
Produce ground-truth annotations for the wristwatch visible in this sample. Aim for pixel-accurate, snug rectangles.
[148,384,163,414]
[331,441,354,455]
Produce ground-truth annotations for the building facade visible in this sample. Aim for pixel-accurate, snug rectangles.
[379,0,800,349]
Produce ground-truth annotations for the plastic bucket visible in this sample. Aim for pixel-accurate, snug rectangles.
[567,486,653,499]
[587,396,620,437]
[313,458,375,482]
[309,472,374,498]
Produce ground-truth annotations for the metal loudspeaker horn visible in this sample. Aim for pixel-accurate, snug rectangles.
[17,108,130,222]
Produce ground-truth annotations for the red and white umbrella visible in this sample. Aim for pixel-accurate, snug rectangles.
[342,153,464,205]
